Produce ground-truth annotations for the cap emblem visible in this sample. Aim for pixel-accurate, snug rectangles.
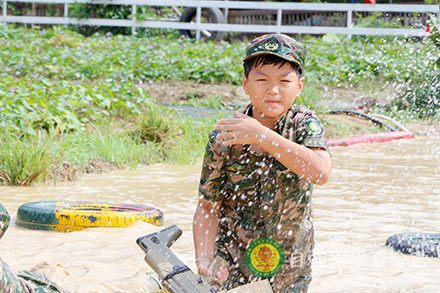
[264,38,281,52]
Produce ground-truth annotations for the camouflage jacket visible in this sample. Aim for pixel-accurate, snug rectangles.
[0,204,66,293]
[198,104,328,291]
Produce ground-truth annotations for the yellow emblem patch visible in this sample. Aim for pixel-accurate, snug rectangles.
[264,40,280,51]
[304,117,323,136]
[225,162,246,173]
[246,238,285,277]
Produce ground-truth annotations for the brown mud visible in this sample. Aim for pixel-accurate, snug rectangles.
[49,159,122,184]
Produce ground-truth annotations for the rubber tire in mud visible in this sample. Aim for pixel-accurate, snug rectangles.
[178,7,226,41]
[386,233,440,258]
[16,201,164,232]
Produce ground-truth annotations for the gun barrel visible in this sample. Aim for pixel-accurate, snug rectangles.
[137,225,216,293]
[136,224,182,251]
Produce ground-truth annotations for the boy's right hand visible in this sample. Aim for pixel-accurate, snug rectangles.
[197,261,229,287]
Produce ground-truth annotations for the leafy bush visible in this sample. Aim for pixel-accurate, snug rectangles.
[2,24,434,88]
[354,12,404,29]
[391,16,440,118]
[305,35,432,85]
[0,25,244,84]
[0,74,149,135]
[68,4,133,36]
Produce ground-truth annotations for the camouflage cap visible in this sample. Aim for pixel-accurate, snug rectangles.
[243,33,306,73]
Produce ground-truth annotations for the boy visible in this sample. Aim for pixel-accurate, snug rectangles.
[193,34,331,292]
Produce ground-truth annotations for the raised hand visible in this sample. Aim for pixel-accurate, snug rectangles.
[214,112,267,146]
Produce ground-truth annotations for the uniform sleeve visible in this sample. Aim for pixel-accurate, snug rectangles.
[198,130,228,202]
[0,203,10,240]
[295,114,329,153]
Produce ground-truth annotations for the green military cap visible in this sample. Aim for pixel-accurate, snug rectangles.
[243,33,306,73]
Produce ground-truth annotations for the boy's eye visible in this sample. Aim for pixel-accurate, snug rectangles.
[256,79,266,82]
[281,80,292,83]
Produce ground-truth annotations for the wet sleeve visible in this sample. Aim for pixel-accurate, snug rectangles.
[0,203,10,240]
[0,257,29,292]
[198,130,228,202]
[295,114,329,153]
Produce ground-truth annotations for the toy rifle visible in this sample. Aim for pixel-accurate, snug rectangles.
[137,224,273,293]
[137,224,221,293]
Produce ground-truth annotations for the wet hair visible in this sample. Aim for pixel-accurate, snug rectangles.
[243,54,302,80]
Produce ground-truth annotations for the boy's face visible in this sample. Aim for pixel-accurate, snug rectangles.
[243,61,304,120]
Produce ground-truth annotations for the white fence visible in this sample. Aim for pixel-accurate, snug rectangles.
[1,0,439,40]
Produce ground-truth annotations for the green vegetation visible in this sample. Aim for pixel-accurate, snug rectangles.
[0,132,59,185]
[67,4,180,37]
[0,103,217,185]
[0,26,243,84]
[306,36,437,86]
[390,16,440,119]
[1,23,438,185]
[0,74,148,135]
[2,24,436,87]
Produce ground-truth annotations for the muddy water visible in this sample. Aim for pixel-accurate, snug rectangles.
[1,136,439,292]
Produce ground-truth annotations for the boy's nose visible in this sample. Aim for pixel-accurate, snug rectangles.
[267,83,279,95]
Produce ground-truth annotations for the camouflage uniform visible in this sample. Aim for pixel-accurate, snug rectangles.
[0,203,66,293]
[199,104,328,293]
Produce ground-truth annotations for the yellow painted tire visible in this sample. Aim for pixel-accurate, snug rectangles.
[16,201,164,232]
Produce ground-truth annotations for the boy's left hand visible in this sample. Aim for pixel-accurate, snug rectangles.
[214,112,266,145]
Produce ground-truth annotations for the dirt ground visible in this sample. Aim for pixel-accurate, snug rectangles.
[140,81,248,106]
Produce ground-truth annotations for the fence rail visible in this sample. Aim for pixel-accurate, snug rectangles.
[1,0,439,40]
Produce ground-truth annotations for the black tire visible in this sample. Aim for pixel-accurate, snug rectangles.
[16,201,164,232]
[179,7,226,41]
[386,232,440,258]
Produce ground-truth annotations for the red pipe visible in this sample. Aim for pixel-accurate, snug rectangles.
[327,131,415,147]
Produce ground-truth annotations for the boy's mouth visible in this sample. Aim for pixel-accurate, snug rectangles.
[265,100,281,105]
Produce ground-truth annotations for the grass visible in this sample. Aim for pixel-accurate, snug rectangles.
[166,115,222,164]
[0,132,60,185]
[61,127,161,168]
[0,112,217,185]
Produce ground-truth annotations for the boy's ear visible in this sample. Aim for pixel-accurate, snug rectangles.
[296,77,305,97]
[242,75,249,95]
